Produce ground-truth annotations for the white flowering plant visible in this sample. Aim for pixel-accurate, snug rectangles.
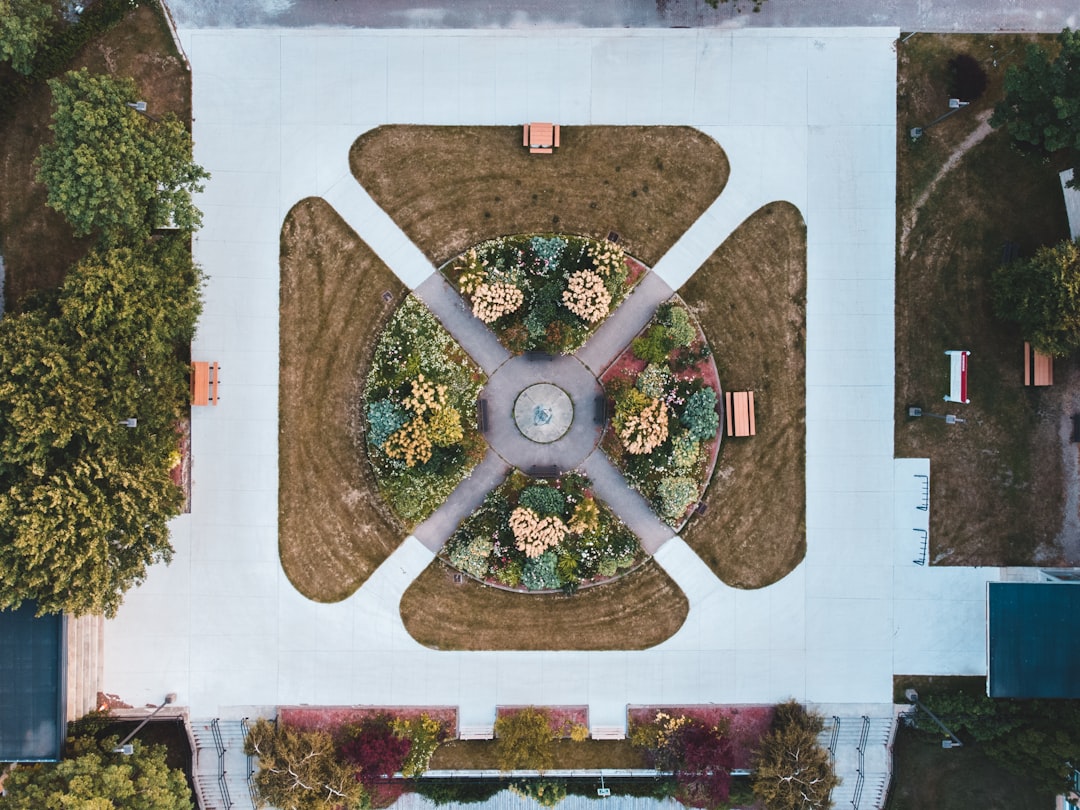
[441,471,642,592]
[443,233,637,355]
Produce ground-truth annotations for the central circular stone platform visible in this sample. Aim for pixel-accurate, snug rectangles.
[514,383,573,443]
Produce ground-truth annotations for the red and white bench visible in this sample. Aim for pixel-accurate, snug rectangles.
[943,350,969,404]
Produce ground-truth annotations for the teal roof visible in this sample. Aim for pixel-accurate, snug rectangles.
[987,582,1080,698]
[0,604,65,761]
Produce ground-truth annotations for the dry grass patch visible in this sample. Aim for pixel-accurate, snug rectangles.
[429,739,646,771]
[280,198,408,602]
[349,126,729,268]
[399,559,688,650]
[0,5,189,309]
[896,34,1072,565]
[679,202,807,589]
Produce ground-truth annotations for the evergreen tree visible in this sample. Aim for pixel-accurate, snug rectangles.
[0,736,193,810]
[0,238,202,616]
[0,0,53,75]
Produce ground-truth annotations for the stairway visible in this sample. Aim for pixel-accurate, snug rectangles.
[65,613,104,721]
[820,715,895,810]
[191,718,256,810]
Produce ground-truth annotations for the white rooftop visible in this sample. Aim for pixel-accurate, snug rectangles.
[102,28,998,722]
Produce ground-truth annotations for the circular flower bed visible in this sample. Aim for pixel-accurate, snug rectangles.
[443,234,643,355]
[442,471,643,592]
[601,299,722,528]
[363,295,486,525]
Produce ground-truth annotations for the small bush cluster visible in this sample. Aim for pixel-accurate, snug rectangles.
[445,234,635,355]
[604,299,720,527]
[442,471,642,592]
[630,711,735,809]
[364,296,486,525]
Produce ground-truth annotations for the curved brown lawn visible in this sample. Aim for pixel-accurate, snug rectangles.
[400,560,688,650]
[350,126,729,267]
[279,198,408,602]
[679,202,807,589]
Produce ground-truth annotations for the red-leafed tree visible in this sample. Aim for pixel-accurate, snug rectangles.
[338,714,411,789]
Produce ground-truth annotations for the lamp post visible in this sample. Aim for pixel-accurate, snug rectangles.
[112,693,177,755]
[126,100,159,122]
[905,689,963,748]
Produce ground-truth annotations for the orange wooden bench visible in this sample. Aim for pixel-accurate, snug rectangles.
[525,122,558,154]
[725,390,756,437]
[1023,341,1053,386]
[191,361,219,406]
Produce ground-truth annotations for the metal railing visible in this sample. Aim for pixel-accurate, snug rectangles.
[914,474,929,511]
[828,716,840,755]
[913,528,928,565]
[241,717,258,809]
[210,718,233,808]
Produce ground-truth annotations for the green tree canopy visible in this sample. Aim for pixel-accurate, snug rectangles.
[992,238,1080,357]
[751,701,839,810]
[0,0,53,75]
[914,691,1080,796]
[245,718,367,810]
[0,735,193,810]
[991,28,1080,181]
[494,707,555,772]
[0,237,202,616]
[36,68,209,242]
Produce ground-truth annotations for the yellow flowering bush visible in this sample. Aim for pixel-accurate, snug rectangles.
[586,240,627,278]
[562,269,612,323]
[618,398,670,455]
[384,417,433,467]
[401,374,447,416]
[568,497,600,535]
[472,281,524,323]
[509,506,567,558]
[427,405,464,447]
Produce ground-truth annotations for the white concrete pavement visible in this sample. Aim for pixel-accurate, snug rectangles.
[102,28,999,726]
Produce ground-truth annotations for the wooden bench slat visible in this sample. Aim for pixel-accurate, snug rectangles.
[725,391,734,437]
[191,361,209,406]
[1024,341,1032,386]
[747,390,756,436]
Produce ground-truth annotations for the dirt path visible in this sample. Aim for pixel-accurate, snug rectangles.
[900,109,994,257]
[1051,360,1080,563]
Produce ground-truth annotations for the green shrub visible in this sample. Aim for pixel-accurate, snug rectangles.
[680,387,719,441]
[661,304,697,348]
[521,551,561,590]
[511,779,567,807]
[656,475,699,522]
[519,485,566,517]
[556,553,579,584]
[670,432,701,470]
[494,560,523,588]
[635,363,671,398]
[367,398,407,448]
[447,536,493,580]
[631,324,673,364]
[414,779,504,805]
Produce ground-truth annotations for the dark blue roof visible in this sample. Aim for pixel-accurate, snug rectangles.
[0,604,66,761]
[987,582,1080,698]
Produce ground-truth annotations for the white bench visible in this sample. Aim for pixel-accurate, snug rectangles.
[943,350,970,403]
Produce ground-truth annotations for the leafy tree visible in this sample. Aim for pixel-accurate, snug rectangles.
[36,68,209,242]
[0,735,192,810]
[913,692,1080,796]
[992,237,1080,356]
[340,714,411,788]
[751,701,839,810]
[0,238,202,616]
[0,0,53,75]
[245,718,367,810]
[494,707,555,772]
[991,28,1080,184]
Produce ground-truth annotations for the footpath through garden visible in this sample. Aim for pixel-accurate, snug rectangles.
[404,258,680,556]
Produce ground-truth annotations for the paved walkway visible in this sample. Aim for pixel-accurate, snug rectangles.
[405,264,688,556]
[102,28,1000,726]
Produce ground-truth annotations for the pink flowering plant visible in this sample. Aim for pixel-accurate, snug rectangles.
[441,470,642,593]
[443,234,640,355]
[602,300,722,528]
